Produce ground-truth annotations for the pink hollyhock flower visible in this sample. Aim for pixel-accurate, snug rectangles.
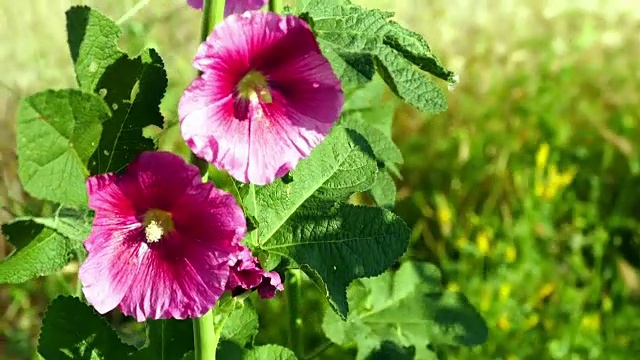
[226,245,283,298]
[79,151,247,321]
[186,0,267,16]
[179,11,344,185]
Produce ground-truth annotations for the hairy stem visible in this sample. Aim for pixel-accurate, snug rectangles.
[191,0,227,175]
[193,309,217,360]
[287,269,303,357]
[269,0,284,13]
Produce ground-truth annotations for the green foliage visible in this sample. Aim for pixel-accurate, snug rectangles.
[245,345,298,360]
[0,207,92,284]
[323,261,487,359]
[16,89,110,206]
[38,296,136,359]
[246,125,410,317]
[66,6,167,174]
[296,0,454,113]
[220,301,259,347]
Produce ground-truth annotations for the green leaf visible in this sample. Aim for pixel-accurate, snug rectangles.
[221,301,259,346]
[370,171,397,209]
[340,109,403,174]
[297,0,453,113]
[322,261,488,359]
[0,208,93,284]
[383,21,457,83]
[66,6,123,91]
[247,125,378,240]
[38,296,136,360]
[66,6,167,174]
[246,125,407,317]
[16,89,110,206]
[245,345,297,360]
[264,201,409,318]
[135,319,193,360]
[89,49,167,173]
[374,46,447,114]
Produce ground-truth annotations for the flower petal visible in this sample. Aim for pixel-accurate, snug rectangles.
[79,225,143,314]
[258,271,284,299]
[118,232,230,321]
[179,11,344,184]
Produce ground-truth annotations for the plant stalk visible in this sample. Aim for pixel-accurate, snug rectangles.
[287,269,303,357]
[191,0,227,175]
[193,309,217,360]
[269,0,284,13]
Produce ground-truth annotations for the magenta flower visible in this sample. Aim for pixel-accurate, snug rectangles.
[178,11,344,185]
[226,245,283,298]
[79,151,247,321]
[186,0,267,16]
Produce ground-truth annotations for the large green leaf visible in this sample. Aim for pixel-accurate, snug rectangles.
[244,126,408,317]
[220,301,259,347]
[16,89,110,206]
[322,261,488,359]
[66,6,167,173]
[0,207,93,284]
[38,296,137,360]
[297,0,454,113]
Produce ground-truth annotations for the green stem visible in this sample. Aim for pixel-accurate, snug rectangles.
[287,269,303,357]
[191,0,227,175]
[193,309,217,360]
[148,320,167,360]
[268,0,284,13]
[200,0,226,45]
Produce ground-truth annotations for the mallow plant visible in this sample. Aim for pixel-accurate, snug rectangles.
[1,0,488,359]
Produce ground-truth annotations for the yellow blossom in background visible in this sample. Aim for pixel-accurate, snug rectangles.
[505,245,517,263]
[534,282,556,305]
[476,229,491,256]
[499,283,511,302]
[535,143,550,173]
[447,282,460,292]
[581,313,601,331]
[497,314,511,331]
[542,164,577,200]
[525,313,540,329]
[533,142,577,200]
[534,143,550,197]
[507,355,519,360]
[435,194,453,237]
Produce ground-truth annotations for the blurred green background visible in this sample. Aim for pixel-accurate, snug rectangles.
[2,0,640,359]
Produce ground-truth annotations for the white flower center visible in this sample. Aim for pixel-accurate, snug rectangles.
[143,209,174,243]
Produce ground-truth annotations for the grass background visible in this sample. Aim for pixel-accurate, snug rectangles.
[2,0,640,359]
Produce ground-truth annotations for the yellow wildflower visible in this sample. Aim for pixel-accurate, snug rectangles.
[476,230,491,256]
[447,282,460,292]
[435,194,453,236]
[505,245,517,263]
[497,314,511,331]
[581,313,601,331]
[536,282,556,303]
[535,143,550,173]
[525,313,540,329]
[499,283,511,302]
